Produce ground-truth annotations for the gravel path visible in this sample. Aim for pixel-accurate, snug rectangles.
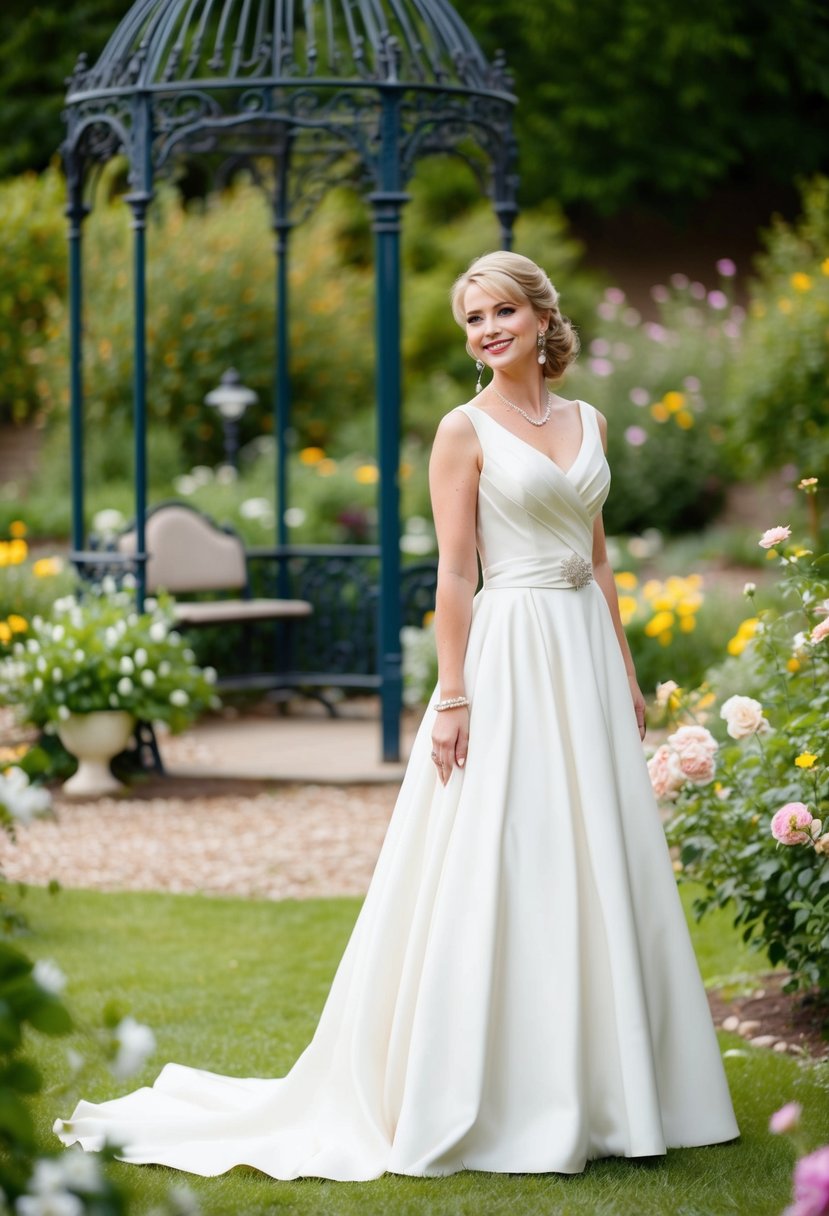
[0,781,397,901]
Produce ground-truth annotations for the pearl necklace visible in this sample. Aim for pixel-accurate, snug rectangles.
[489,385,553,427]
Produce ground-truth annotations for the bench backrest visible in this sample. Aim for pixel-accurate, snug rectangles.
[117,505,247,594]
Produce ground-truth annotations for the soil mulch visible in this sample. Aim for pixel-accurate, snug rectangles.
[707,972,829,1060]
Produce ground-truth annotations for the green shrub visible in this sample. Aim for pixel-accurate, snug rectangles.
[725,176,829,486]
[662,514,829,995]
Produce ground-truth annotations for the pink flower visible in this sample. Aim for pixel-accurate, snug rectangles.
[784,1145,829,1216]
[651,285,669,303]
[759,525,791,549]
[670,273,689,290]
[604,287,626,305]
[716,258,737,277]
[589,338,610,356]
[770,1102,802,1135]
[771,803,818,846]
[668,725,718,786]
[624,426,648,447]
[810,618,829,644]
[647,744,684,800]
[589,358,614,377]
[690,281,707,300]
[629,387,650,407]
[644,322,668,343]
[708,290,729,310]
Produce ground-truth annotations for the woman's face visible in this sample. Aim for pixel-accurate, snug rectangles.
[463,284,544,376]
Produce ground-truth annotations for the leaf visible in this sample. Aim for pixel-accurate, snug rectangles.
[0,1059,41,1094]
[26,996,72,1037]
[0,1088,35,1150]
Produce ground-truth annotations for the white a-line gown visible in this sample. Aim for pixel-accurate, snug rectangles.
[55,399,739,1179]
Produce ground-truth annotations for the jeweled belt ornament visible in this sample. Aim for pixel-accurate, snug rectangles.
[561,554,593,589]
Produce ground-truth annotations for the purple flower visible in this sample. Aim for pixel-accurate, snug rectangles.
[589,337,611,356]
[708,290,729,310]
[716,258,737,277]
[784,1145,829,1216]
[589,357,614,377]
[651,285,669,303]
[670,273,689,290]
[629,387,650,407]
[625,426,648,447]
[690,281,707,300]
[604,287,626,305]
[644,322,668,343]
[597,302,617,321]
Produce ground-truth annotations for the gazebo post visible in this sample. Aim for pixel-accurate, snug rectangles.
[371,90,410,763]
[125,98,154,610]
[272,140,293,570]
[65,157,88,557]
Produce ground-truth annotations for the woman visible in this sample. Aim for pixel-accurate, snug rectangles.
[56,252,738,1179]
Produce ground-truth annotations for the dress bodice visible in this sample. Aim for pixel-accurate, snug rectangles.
[455,399,611,591]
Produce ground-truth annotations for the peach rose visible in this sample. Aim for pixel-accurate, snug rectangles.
[668,724,719,755]
[720,694,771,740]
[655,679,680,708]
[810,618,829,644]
[770,803,819,846]
[758,525,791,549]
[647,744,684,800]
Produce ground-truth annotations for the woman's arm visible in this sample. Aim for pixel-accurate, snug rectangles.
[427,411,481,783]
[590,409,647,739]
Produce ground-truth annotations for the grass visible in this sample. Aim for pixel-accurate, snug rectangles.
[19,884,829,1216]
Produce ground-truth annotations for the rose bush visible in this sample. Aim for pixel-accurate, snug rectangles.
[660,506,829,996]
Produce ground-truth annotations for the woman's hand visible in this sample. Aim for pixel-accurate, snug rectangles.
[430,706,469,786]
[628,674,647,740]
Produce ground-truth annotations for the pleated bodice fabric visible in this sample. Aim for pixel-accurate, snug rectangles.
[55,397,739,1179]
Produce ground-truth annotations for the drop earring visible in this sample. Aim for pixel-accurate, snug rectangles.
[475,359,485,394]
[537,331,547,365]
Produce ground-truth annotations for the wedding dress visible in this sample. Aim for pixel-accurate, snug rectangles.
[55,399,739,1179]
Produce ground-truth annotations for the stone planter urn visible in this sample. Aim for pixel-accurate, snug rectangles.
[57,710,136,797]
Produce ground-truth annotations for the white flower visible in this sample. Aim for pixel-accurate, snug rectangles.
[104,628,119,648]
[743,582,756,597]
[140,669,156,688]
[52,625,64,643]
[203,667,217,685]
[173,474,198,496]
[0,768,52,825]
[190,465,214,486]
[17,1191,83,1216]
[91,507,126,536]
[36,656,47,673]
[28,1158,66,1194]
[66,1047,84,1074]
[158,661,171,677]
[144,597,158,612]
[119,656,134,675]
[170,690,189,708]
[215,464,237,485]
[101,576,117,595]
[117,677,133,696]
[720,694,771,740]
[26,639,40,654]
[72,650,84,663]
[134,648,148,667]
[109,694,119,707]
[284,507,306,528]
[167,1182,203,1216]
[149,622,167,643]
[54,1148,102,1194]
[51,668,63,683]
[57,706,70,721]
[33,960,67,996]
[183,648,195,663]
[239,497,272,521]
[33,677,43,693]
[112,1016,156,1080]
[655,680,680,708]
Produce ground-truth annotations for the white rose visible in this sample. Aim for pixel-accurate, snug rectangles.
[32,959,67,996]
[720,694,771,740]
[655,680,680,708]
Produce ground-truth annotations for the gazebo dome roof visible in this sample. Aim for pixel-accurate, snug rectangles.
[67,0,510,100]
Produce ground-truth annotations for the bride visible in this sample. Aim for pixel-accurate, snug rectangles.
[56,251,739,1179]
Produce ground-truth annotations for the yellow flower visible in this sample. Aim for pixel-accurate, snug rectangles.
[737,617,759,639]
[299,446,326,465]
[354,464,379,485]
[675,410,694,430]
[7,539,27,565]
[422,610,435,627]
[727,637,746,657]
[696,691,716,710]
[650,593,675,612]
[316,458,338,477]
[679,616,696,633]
[663,391,686,413]
[676,594,703,616]
[658,630,673,647]
[777,298,793,314]
[790,272,812,293]
[0,622,10,644]
[614,571,638,591]
[650,403,668,423]
[7,615,27,633]
[822,258,829,276]
[617,595,638,626]
[644,610,675,637]
[9,520,26,538]
[795,753,818,769]
[642,579,662,600]
[786,657,800,673]
[32,556,62,578]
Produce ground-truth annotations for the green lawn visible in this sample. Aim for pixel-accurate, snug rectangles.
[20,884,829,1216]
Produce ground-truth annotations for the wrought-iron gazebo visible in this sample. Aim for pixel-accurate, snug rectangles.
[62,0,518,760]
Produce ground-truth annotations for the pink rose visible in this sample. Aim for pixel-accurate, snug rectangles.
[668,724,719,756]
[759,525,791,549]
[771,803,819,846]
[720,694,771,740]
[647,744,684,800]
[675,742,716,785]
[810,618,829,645]
[784,1145,829,1216]
[770,1102,802,1134]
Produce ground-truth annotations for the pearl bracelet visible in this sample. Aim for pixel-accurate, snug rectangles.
[434,696,469,712]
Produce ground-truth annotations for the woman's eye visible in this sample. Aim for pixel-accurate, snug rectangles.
[498,307,515,316]
[467,315,482,324]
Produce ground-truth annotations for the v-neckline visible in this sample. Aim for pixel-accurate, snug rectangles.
[466,399,589,480]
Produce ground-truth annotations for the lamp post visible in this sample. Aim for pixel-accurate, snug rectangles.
[204,368,258,470]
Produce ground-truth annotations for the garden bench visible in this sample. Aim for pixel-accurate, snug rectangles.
[116,503,312,673]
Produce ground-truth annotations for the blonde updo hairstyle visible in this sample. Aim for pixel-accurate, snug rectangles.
[451,251,579,381]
